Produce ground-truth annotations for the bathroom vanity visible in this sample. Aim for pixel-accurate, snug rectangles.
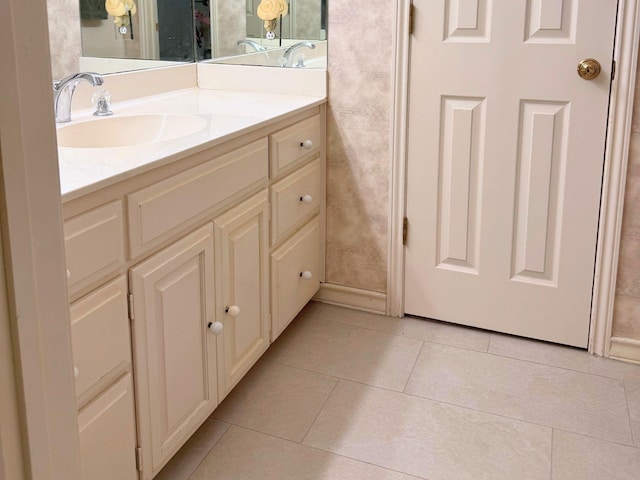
[60,88,326,479]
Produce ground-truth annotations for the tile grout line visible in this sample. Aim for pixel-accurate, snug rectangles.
[300,377,340,445]
[185,422,233,480]
[262,352,640,449]
[623,382,638,447]
[305,308,640,383]
[402,340,426,393]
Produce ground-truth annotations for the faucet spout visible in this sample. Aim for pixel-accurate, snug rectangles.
[237,39,267,52]
[282,41,316,67]
[53,72,104,123]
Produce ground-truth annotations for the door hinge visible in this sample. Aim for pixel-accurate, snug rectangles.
[128,293,135,321]
[612,60,616,81]
[403,217,408,246]
[135,447,143,472]
[409,3,415,35]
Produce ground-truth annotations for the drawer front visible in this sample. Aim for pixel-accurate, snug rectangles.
[78,373,138,480]
[128,138,269,258]
[271,216,321,341]
[70,276,130,400]
[270,115,321,178]
[64,200,124,295]
[271,158,321,245]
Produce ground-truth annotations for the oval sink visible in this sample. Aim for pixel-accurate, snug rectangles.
[57,114,207,148]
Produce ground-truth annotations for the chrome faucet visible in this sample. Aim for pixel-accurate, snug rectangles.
[53,72,104,123]
[282,41,316,67]
[237,39,267,52]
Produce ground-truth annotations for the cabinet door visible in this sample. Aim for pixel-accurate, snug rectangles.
[129,224,218,477]
[78,374,138,480]
[214,191,270,400]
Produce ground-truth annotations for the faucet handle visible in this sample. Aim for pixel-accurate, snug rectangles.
[92,90,113,117]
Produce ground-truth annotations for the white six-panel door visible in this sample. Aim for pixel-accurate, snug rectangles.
[405,0,618,347]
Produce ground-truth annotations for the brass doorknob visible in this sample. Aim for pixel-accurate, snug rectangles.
[577,59,601,80]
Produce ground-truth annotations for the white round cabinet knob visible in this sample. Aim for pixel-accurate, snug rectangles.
[225,305,241,317]
[301,139,313,150]
[208,322,224,335]
[300,194,313,204]
[74,366,79,380]
[66,269,71,280]
[300,271,313,280]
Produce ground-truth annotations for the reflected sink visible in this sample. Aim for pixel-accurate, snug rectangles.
[57,114,207,148]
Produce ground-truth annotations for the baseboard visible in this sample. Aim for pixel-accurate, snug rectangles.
[313,283,387,315]
[609,336,640,364]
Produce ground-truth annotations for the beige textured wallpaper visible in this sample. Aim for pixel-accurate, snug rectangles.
[46,0,82,80]
[325,0,394,293]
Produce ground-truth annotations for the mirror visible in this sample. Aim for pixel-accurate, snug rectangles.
[47,0,327,81]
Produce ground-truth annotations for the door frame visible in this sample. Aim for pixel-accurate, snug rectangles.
[387,0,640,357]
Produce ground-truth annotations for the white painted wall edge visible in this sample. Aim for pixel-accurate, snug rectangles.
[314,283,387,315]
[0,0,82,478]
[388,0,640,360]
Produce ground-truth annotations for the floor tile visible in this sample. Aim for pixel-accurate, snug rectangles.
[155,419,230,480]
[212,360,338,442]
[304,380,551,480]
[190,425,420,480]
[303,302,490,352]
[552,430,640,480]
[264,314,423,391]
[626,381,640,446]
[405,343,633,444]
[489,333,640,382]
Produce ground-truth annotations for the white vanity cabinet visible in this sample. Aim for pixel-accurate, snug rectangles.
[62,103,326,480]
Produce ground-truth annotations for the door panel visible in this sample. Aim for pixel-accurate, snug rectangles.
[405,0,618,347]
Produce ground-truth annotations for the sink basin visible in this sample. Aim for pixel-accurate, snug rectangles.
[57,114,207,148]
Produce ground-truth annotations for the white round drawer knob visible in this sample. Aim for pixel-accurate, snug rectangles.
[300,194,313,204]
[225,305,240,317]
[301,139,313,150]
[74,366,79,380]
[300,271,313,280]
[66,269,71,280]
[208,322,224,335]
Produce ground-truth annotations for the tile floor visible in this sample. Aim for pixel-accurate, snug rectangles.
[156,301,640,480]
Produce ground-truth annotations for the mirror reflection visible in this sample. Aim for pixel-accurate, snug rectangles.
[47,0,327,80]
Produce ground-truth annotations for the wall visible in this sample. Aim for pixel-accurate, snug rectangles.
[46,0,82,79]
[612,60,640,343]
[325,0,394,293]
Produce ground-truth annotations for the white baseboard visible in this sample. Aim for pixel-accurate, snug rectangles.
[609,336,640,364]
[314,283,387,315]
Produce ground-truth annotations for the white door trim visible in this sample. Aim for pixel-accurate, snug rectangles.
[388,0,640,356]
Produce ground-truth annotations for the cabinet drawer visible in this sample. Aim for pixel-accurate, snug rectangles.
[271,158,321,245]
[128,138,268,258]
[271,216,321,341]
[70,276,130,401]
[64,201,124,295]
[78,373,138,480]
[270,115,321,178]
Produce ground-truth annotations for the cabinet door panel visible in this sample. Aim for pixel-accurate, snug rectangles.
[130,224,217,476]
[77,373,138,480]
[214,191,270,400]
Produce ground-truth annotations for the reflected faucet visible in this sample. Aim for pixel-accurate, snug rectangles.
[282,41,316,68]
[53,72,104,123]
[237,39,267,52]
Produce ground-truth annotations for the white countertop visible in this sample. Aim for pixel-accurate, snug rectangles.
[58,88,325,202]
